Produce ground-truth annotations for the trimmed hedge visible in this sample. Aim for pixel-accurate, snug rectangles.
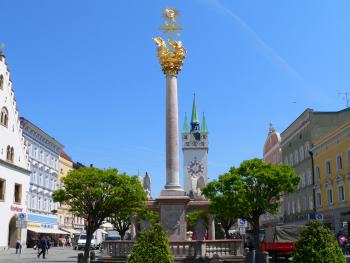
[292,220,345,263]
[127,223,174,263]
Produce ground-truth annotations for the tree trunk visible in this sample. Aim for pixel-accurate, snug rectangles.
[120,230,126,240]
[224,228,230,239]
[83,227,94,263]
[252,218,260,251]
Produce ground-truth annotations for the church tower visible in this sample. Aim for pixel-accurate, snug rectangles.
[182,95,208,197]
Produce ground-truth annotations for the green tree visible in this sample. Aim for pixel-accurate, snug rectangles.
[202,181,240,239]
[292,220,345,263]
[53,167,146,263]
[107,176,147,240]
[127,223,174,263]
[203,158,300,248]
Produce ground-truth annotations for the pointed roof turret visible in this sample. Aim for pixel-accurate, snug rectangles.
[182,113,190,133]
[201,112,208,133]
[190,94,200,132]
[191,94,199,125]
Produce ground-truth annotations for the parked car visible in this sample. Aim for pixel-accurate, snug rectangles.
[77,229,106,250]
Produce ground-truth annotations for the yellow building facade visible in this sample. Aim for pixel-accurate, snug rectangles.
[313,120,350,233]
[57,151,83,234]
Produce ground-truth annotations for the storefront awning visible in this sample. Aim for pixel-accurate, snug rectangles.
[27,227,69,235]
[61,228,81,235]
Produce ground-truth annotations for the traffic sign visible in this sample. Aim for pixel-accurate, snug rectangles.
[238,218,247,227]
[18,213,26,220]
[16,220,27,228]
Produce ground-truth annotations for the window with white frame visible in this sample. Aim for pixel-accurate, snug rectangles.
[38,197,42,210]
[347,149,350,167]
[326,160,331,176]
[292,201,295,214]
[289,154,293,166]
[339,185,345,202]
[315,166,320,179]
[327,188,333,205]
[301,173,306,187]
[297,199,301,213]
[299,146,304,161]
[337,154,343,170]
[294,150,299,164]
[307,168,312,185]
[309,194,313,210]
[304,141,310,157]
[316,192,322,208]
[32,195,36,209]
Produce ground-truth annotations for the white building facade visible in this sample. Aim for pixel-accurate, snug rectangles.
[20,117,64,241]
[0,53,31,249]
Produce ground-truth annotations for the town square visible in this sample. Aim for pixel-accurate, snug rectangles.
[1,1,350,263]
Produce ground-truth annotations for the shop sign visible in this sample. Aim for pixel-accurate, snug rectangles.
[10,205,23,212]
[323,212,333,220]
[28,222,41,227]
[41,223,54,228]
[308,213,324,221]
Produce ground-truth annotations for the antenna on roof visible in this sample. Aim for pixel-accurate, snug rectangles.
[338,92,350,108]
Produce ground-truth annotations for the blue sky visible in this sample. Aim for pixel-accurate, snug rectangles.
[1,1,349,196]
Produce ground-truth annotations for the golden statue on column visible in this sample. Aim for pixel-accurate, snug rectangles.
[153,8,186,76]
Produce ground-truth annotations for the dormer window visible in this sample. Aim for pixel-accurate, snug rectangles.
[0,107,8,127]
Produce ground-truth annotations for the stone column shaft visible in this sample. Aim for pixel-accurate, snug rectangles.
[162,75,183,195]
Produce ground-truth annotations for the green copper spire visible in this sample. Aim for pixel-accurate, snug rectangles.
[201,112,208,133]
[190,94,200,131]
[191,94,199,124]
[182,113,190,133]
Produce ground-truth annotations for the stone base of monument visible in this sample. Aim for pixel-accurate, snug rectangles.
[156,195,190,241]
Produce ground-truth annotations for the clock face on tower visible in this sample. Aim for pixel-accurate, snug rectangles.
[187,158,204,178]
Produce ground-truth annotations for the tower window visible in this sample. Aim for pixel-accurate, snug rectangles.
[0,75,3,90]
[0,179,5,201]
[0,107,8,127]
[6,145,14,162]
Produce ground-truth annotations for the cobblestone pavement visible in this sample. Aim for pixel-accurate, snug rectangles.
[0,247,100,263]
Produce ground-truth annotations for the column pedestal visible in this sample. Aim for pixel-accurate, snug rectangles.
[156,196,190,241]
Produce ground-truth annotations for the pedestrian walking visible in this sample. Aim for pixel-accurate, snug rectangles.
[46,237,51,255]
[37,236,47,259]
[15,239,21,254]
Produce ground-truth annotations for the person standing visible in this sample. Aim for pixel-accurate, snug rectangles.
[37,236,47,259]
[15,239,21,254]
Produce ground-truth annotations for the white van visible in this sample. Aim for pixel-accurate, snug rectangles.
[77,229,106,250]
